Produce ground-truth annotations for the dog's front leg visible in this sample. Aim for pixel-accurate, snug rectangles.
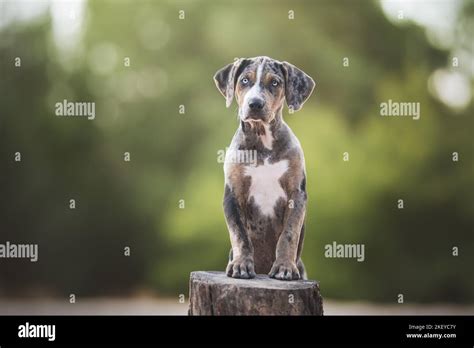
[269,190,306,280]
[223,186,256,279]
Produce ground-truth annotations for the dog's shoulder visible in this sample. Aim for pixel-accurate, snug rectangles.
[272,123,304,160]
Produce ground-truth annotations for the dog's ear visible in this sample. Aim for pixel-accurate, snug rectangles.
[281,61,315,112]
[214,58,250,108]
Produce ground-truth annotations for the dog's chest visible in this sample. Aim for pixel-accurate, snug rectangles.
[244,159,288,216]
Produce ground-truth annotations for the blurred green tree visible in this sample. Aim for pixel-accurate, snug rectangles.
[0,0,472,303]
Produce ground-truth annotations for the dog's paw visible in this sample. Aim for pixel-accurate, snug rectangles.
[269,260,301,280]
[226,255,256,279]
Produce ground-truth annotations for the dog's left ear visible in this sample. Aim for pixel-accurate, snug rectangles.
[281,61,315,112]
[214,58,249,108]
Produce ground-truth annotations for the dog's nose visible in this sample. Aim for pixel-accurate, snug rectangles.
[248,98,265,111]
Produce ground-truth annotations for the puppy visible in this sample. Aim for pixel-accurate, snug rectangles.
[214,56,315,280]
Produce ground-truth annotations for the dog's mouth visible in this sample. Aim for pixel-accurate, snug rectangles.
[244,116,264,122]
[242,113,275,137]
[242,110,274,123]
[243,118,269,136]
[243,118,263,125]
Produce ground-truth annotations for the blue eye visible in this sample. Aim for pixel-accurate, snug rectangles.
[241,77,249,85]
[272,80,279,87]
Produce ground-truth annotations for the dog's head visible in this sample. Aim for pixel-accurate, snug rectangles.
[214,56,315,124]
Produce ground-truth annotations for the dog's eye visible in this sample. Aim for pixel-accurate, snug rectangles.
[241,77,249,85]
[271,80,279,87]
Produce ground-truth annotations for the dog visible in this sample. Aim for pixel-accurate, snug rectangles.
[214,56,315,280]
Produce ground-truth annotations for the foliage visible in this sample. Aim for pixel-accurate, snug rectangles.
[0,0,472,302]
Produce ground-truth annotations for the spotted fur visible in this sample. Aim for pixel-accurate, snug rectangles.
[214,56,315,280]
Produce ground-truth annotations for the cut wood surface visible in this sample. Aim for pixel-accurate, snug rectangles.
[188,271,323,315]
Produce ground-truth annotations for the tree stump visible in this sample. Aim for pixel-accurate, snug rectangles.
[188,271,323,315]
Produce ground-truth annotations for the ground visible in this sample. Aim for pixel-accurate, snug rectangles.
[0,298,472,315]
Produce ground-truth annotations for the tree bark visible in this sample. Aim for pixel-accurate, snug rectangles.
[188,271,323,315]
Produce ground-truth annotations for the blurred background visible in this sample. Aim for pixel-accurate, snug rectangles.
[0,0,473,314]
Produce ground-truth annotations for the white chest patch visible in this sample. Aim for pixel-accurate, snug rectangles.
[244,159,288,216]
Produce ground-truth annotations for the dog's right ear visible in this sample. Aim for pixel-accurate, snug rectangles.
[214,58,249,108]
